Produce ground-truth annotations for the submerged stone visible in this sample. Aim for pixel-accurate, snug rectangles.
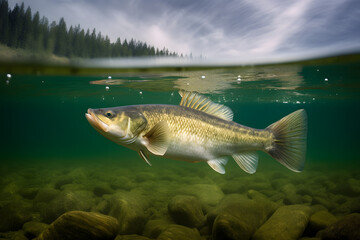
[0,201,32,232]
[108,191,148,234]
[93,183,114,197]
[114,234,151,240]
[142,219,171,239]
[40,190,95,223]
[157,224,202,240]
[179,184,224,206]
[36,211,119,240]
[22,221,49,239]
[168,195,205,228]
[211,194,277,240]
[320,213,360,240]
[252,204,311,240]
[309,210,337,232]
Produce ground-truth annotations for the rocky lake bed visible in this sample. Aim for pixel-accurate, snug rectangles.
[0,159,359,240]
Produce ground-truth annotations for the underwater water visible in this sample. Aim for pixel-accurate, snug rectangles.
[0,54,360,240]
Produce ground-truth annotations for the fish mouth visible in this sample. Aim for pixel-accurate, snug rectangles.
[85,108,109,132]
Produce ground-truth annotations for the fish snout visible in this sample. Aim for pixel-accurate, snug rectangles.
[85,108,109,132]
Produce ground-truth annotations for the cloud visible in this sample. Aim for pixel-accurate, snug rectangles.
[7,0,360,59]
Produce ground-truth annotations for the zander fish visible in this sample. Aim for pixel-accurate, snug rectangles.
[85,90,307,174]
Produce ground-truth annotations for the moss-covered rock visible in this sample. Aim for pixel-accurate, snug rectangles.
[39,190,95,223]
[211,194,278,240]
[114,234,151,240]
[178,184,224,206]
[142,219,171,239]
[252,204,311,240]
[309,210,337,232]
[168,195,205,228]
[36,211,119,240]
[107,191,148,234]
[157,224,202,240]
[0,201,32,232]
[22,221,49,239]
[320,213,360,240]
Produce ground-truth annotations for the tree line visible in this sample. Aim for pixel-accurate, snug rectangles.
[0,0,179,58]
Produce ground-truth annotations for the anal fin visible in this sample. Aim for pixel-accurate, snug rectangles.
[232,152,258,174]
[139,150,151,166]
[207,158,228,174]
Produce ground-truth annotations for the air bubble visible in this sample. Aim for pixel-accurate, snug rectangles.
[6,74,11,78]
[139,91,143,95]
[108,76,112,79]
[324,78,328,81]
[105,86,110,91]
[201,75,205,79]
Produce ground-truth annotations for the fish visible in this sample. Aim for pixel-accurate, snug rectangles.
[85,90,307,174]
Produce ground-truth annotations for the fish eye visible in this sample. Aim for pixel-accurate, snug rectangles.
[105,111,114,118]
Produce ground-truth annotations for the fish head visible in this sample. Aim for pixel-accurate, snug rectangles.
[85,107,147,144]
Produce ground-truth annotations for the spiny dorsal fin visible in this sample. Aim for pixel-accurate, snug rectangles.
[143,121,170,156]
[179,90,233,121]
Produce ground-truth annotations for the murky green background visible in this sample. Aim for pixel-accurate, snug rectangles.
[1,56,359,168]
[0,54,360,239]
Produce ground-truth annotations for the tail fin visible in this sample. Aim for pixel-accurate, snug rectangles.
[266,109,307,172]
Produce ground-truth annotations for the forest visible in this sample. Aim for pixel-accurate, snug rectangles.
[0,0,178,58]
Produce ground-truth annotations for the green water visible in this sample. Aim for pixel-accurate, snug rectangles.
[0,54,359,239]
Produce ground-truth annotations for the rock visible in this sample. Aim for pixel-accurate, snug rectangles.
[142,219,171,239]
[280,184,303,205]
[312,196,337,210]
[40,190,95,223]
[320,213,360,240]
[114,235,151,240]
[299,238,321,240]
[220,180,246,194]
[33,188,60,203]
[348,178,360,194]
[252,204,311,240]
[109,176,135,191]
[309,210,337,232]
[54,176,74,189]
[0,230,28,240]
[0,201,32,232]
[168,195,205,228]
[93,183,114,197]
[19,187,39,200]
[332,197,360,215]
[37,211,119,240]
[157,224,202,240]
[211,194,278,240]
[108,191,148,234]
[92,199,110,214]
[179,184,224,206]
[23,221,49,239]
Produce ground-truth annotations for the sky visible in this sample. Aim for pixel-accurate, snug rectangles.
[7,0,360,59]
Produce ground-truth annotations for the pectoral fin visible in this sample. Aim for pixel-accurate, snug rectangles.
[139,150,151,166]
[232,152,258,174]
[143,121,170,156]
[207,158,228,174]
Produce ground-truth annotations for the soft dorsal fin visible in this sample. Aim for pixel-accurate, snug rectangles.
[179,90,233,121]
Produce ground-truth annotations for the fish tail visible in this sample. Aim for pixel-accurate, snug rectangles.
[265,109,307,172]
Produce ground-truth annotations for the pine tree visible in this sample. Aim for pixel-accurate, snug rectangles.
[1,0,179,58]
[0,0,9,44]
